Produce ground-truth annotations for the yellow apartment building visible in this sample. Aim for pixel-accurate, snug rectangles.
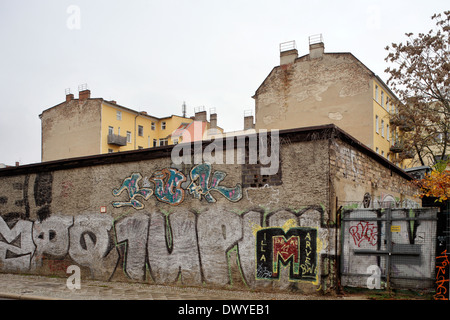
[39,88,222,162]
[253,37,410,168]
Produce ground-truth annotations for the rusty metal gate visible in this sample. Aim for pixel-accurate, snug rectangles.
[340,207,438,290]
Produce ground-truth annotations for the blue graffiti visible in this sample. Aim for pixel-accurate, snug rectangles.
[112,173,153,209]
[187,163,242,203]
[151,168,186,205]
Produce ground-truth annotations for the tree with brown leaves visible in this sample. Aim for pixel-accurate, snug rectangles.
[384,11,449,167]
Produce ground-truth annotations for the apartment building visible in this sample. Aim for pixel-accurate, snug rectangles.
[253,36,410,168]
[39,88,222,162]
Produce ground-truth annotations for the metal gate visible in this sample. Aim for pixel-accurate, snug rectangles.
[340,207,438,290]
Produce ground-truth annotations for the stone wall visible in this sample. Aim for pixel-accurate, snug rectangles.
[329,131,419,213]
[0,125,419,294]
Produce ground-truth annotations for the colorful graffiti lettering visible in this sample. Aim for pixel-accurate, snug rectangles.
[151,168,186,206]
[187,163,242,203]
[272,235,300,277]
[0,207,326,289]
[349,221,378,247]
[256,227,318,282]
[112,164,242,208]
[112,173,153,209]
[434,249,449,300]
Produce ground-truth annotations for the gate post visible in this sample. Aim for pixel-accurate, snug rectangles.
[385,208,392,292]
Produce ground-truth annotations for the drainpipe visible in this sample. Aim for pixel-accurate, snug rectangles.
[134,112,141,150]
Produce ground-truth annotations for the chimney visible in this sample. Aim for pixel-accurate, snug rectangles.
[209,111,217,129]
[65,88,74,102]
[243,110,255,130]
[15,162,19,167]
[194,106,207,122]
[78,84,91,101]
[309,34,324,59]
[280,40,298,65]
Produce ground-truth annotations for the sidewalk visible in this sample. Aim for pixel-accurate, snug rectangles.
[0,273,366,300]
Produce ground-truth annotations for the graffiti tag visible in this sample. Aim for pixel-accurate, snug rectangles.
[112,173,153,209]
[349,221,378,247]
[434,250,449,300]
[151,168,186,205]
[187,163,242,203]
[112,163,242,208]
[256,227,318,281]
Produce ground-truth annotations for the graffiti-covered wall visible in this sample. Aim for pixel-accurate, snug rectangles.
[0,125,419,293]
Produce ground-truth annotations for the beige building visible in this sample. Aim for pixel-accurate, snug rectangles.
[252,36,410,168]
[39,87,222,162]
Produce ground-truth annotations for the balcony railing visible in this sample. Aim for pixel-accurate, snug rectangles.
[390,141,404,153]
[389,114,413,132]
[108,134,127,146]
[401,150,415,159]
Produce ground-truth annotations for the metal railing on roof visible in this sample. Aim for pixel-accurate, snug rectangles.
[309,34,323,45]
[279,40,297,52]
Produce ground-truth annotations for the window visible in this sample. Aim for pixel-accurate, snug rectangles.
[375,115,379,133]
[138,146,143,150]
[376,147,379,154]
[118,127,121,136]
[386,97,390,112]
[153,139,157,147]
[116,110,122,120]
[381,150,384,156]
[108,126,114,135]
[386,124,390,141]
[138,125,143,137]
[381,120,384,137]
[151,122,155,130]
[161,122,166,130]
[375,85,379,102]
[126,131,131,143]
[159,138,168,146]
[381,91,384,107]
[108,149,113,153]
[173,138,178,145]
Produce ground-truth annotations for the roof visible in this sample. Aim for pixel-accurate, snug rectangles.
[0,123,412,181]
[39,98,192,122]
[253,51,400,102]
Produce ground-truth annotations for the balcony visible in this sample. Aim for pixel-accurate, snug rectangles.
[390,141,404,153]
[108,134,127,146]
[401,150,415,159]
[389,114,413,132]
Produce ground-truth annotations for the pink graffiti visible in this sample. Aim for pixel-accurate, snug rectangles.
[349,221,378,247]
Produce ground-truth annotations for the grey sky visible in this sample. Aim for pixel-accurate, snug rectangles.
[0,0,447,165]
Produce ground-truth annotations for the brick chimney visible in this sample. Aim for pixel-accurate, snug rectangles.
[65,88,74,102]
[79,89,91,101]
[194,110,207,122]
[78,84,91,101]
[66,93,74,102]
[209,112,217,129]
[280,40,298,65]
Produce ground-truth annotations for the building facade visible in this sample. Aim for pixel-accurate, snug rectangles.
[253,38,410,168]
[39,89,222,162]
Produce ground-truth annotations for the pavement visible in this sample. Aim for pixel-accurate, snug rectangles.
[0,272,367,301]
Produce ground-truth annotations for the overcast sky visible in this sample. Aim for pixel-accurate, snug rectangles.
[0,0,447,165]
